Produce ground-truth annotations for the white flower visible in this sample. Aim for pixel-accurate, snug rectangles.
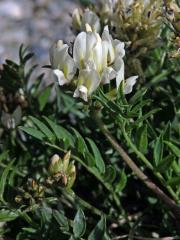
[49,40,76,86]
[50,24,138,101]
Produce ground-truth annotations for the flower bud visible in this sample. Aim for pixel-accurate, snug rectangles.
[67,164,76,189]
[72,8,82,31]
[49,154,63,174]
[63,150,71,172]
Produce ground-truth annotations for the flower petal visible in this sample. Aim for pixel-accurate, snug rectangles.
[114,39,125,58]
[101,67,116,84]
[49,40,65,68]
[102,26,115,64]
[114,57,125,88]
[53,69,69,86]
[73,85,88,102]
[82,9,101,33]
[124,76,138,94]
[78,68,100,95]
[73,32,87,68]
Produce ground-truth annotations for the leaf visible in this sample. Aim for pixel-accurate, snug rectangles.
[129,88,147,105]
[88,216,106,240]
[0,160,15,203]
[136,124,148,154]
[156,155,175,173]
[0,209,18,222]
[115,169,127,193]
[153,134,164,166]
[134,108,161,126]
[29,116,54,140]
[104,165,116,183]
[38,85,52,111]
[73,208,86,238]
[164,141,180,157]
[163,122,171,141]
[71,128,88,157]
[53,210,69,232]
[168,177,180,187]
[22,227,37,234]
[86,138,105,174]
[19,126,45,140]
[43,117,74,147]
[0,151,9,164]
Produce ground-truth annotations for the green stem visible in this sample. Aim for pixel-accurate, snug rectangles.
[122,124,178,201]
[94,114,180,218]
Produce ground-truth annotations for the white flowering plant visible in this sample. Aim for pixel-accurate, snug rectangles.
[0,0,180,239]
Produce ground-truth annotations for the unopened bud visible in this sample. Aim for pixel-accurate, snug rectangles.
[67,164,76,189]
[72,8,82,31]
[15,195,23,203]
[63,151,71,172]
[49,154,62,174]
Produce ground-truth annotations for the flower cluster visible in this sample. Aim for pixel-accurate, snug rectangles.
[165,0,180,58]
[72,0,163,55]
[50,24,138,101]
[47,152,76,189]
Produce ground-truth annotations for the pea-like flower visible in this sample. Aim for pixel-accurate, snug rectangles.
[50,24,138,101]
[49,40,76,86]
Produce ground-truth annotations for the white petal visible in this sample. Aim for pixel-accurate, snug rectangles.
[101,67,116,84]
[92,33,103,72]
[53,69,69,86]
[49,40,64,68]
[114,39,125,58]
[124,76,138,94]
[73,85,88,102]
[73,32,87,68]
[114,58,125,88]
[86,32,97,60]
[102,26,115,64]
[78,68,100,95]
[63,54,77,80]
[82,9,101,33]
